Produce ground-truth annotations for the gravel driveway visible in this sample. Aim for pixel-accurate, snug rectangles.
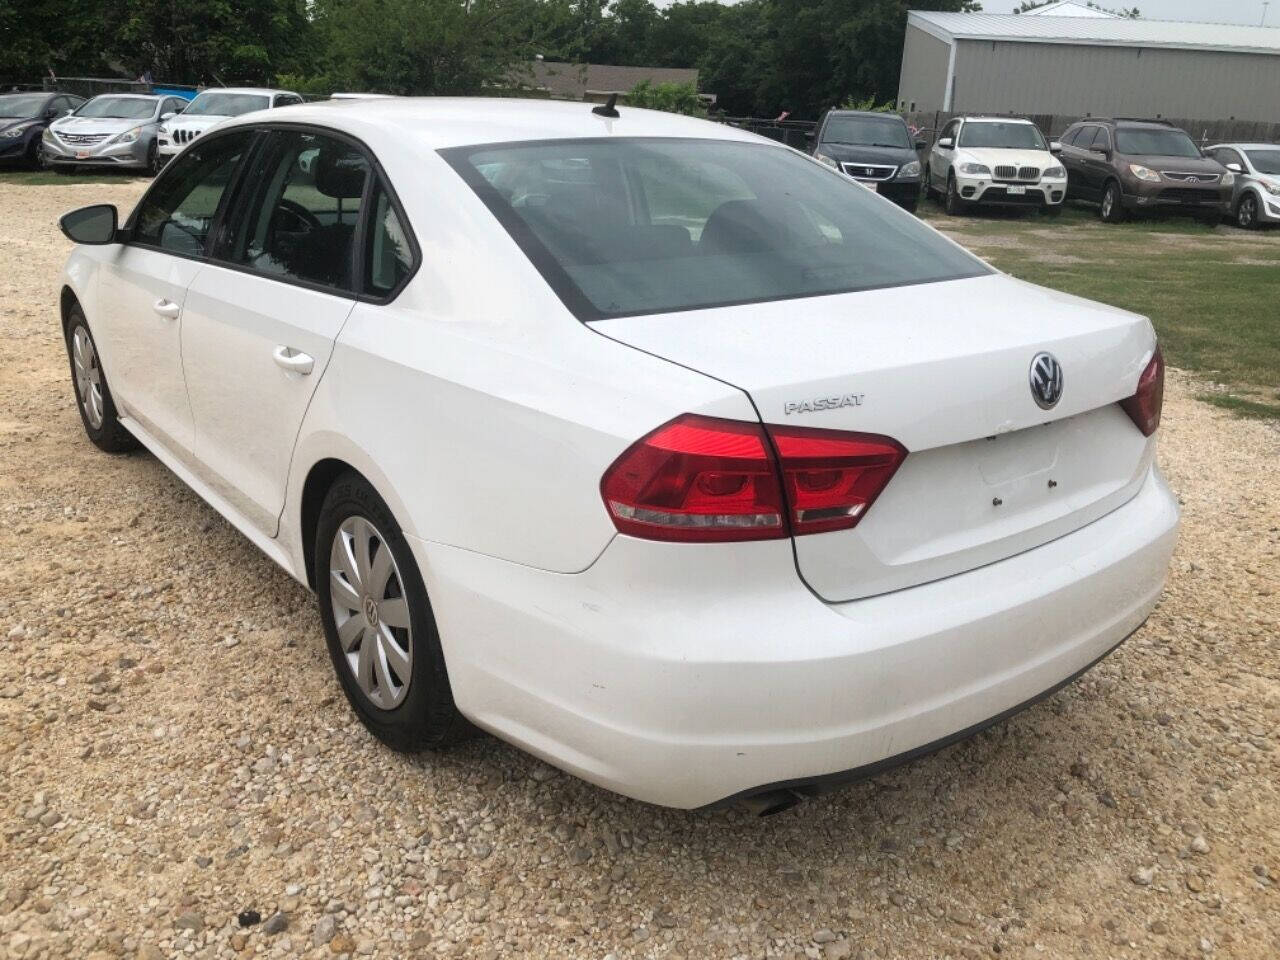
[1,178,1277,960]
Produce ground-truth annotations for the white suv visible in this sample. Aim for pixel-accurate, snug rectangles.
[157,87,302,165]
[55,100,1176,811]
[927,116,1067,216]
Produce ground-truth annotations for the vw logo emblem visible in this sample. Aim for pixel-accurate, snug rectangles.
[1187,176,1199,183]
[1029,352,1064,410]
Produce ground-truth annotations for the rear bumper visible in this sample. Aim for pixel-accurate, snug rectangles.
[414,464,1178,809]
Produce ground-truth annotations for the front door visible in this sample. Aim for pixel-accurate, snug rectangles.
[180,129,369,536]
[95,129,257,455]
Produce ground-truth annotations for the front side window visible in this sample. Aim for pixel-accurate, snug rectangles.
[443,138,988,320]
[1245,149,1280,175]
[220,130,369,291]
[183,92,270,117]
[1114,128,1199,158]
[75,97,158,120]
[132,130,255,256]
[821,116,910,150]
[364,182,413,296]
[957,122,1047,151]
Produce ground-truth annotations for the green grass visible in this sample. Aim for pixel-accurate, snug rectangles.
[922,197,1280,419]
[1196,393,1280,419]
[0,168,149,186]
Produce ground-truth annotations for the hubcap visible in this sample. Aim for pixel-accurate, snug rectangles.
[72,326,104,429]
[329,516,413,709]
[1102,191,1114,217]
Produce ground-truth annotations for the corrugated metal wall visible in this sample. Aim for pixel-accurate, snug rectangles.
[897,24,952,114]
[952,41,1280,123]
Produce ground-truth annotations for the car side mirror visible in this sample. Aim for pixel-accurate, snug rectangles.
[60,204,119,245]
[64,108,74,115]
[937,136,954,149]
[1226,162,1244,174]
[914,139,926,151]
[1049,141,1062,154]
[161,112,175,121]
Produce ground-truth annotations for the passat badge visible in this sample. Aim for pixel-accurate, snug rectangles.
[785,393,864,415]
[1029,352,1064,410]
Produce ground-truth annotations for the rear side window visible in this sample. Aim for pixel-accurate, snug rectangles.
[219,130,369,292]
[132,130,255,256]
[363,182,413,296]
[443,138,988,320]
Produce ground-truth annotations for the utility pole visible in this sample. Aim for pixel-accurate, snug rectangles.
[1264,2,1271,27]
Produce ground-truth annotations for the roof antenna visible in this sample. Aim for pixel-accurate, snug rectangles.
[592,93,619,119]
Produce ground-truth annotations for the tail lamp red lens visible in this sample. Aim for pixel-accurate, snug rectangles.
[1120,345,1164,437]
[601,414,907,543]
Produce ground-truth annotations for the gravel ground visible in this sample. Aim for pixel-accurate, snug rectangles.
[0,177,1277,960]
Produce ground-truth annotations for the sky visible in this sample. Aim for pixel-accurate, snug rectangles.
[978,0,1277,24]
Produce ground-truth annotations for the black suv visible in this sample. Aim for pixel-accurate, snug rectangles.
[1059,118,1232,223]
[810,110,925,212]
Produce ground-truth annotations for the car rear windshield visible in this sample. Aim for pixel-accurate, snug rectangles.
[957,122,1046,150]
[1245,149,1280,175]
[0,94,49,118]
[821,116,911,149]
[183,93,269,117]
[75,97,156,120]
[442,138,988,320]
[1114,128,1199,158]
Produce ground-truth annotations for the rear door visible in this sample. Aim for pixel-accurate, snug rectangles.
[180,127,368,536]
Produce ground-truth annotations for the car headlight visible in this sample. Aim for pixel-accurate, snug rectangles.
[898,160,921,179]
[1263,181,1280,196]
[815,153,839,170]
[1220,172,1235,187]
[1043,165,1066,179]
[112,126,143,145]
[1128,164,1161,183]
[958,162,990,176]
[2,123,33,138]
[42,127,55,142]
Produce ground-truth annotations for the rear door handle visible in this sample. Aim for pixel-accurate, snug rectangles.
[272,346,314,376]
[152,298,181,320]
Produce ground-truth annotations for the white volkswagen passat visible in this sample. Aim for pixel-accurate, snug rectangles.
[56,100,1178,812]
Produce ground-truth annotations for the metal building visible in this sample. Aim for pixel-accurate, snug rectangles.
[898,11,1280,122]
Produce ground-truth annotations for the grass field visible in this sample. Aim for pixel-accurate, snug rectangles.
[921,198,1280,419]
[0,168,149,187]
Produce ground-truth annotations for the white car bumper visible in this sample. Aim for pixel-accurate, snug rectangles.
[955,172,1067,207]
[413,464,1178,809]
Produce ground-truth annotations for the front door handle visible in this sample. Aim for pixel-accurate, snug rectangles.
[152,298,181,320]
[273,346,314,376]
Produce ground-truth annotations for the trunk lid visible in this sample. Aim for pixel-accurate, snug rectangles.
[593,273,1157,602]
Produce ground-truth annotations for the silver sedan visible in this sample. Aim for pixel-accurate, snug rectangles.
[1205,142,1280,229]
[42,94,189,176]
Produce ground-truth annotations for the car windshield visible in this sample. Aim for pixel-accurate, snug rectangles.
[957,122,1047,150]
[443,138,988,320]
[1114,128,1199,158]
[183,93,269,117]
[821,116,911,149]
[75,97,157,120]
[1245,149,1280,175]
[0,94,50,118]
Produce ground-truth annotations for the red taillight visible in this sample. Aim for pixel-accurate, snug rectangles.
[600,414,907,543]
[1120,346,1164,437]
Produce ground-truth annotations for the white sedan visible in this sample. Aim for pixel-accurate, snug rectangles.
[56,99,1177,812]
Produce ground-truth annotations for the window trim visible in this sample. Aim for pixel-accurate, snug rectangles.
[438,136,991,323]
[122,121,420,305]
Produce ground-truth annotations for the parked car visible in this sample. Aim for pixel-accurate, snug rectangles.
[55,100,1177,811]
[0,91,85,167]
[157,87,302,165]
[1204,142,1280,229]
[43,93,188,176]
[1059,119,1232,224]
[926,116,1066,216]
[810,109,924,212]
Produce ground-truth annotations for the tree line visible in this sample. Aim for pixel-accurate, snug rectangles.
[0,0,981,120]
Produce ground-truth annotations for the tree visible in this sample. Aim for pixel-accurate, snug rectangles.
[626,79,706,116]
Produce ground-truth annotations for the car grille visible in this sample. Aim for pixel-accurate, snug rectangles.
[1161,171,1220,184]
[58,133,108,146]
[1158,188,1217,204]
[840,162,897,182]
[993,165,1041,182]
[173,128,200,144]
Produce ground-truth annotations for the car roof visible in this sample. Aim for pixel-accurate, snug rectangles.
[1207,142,1280,150]
[196,87,295,97]
[826,110,904,120]
[959,116,1034,124]
[86,93,164,101]
[214,97,763,150]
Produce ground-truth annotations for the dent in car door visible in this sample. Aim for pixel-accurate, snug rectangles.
[179,129,369,536]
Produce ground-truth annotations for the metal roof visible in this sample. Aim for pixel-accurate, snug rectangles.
[908,10,1280,56]
[1021,1,1118,17]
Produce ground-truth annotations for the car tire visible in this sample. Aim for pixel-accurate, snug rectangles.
[1235,195,1259,229]
[146,141,161,178]
[1099,181,1125,223]
[64,305,140,453]
[29,137,47,170]
[314,472,473,752]
[945,175,968,216]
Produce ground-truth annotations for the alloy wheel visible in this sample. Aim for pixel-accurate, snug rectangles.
[329,516,414,710]
[71,326,104,430]
[1101,189,1114,220]
[1238,196,1256,229]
